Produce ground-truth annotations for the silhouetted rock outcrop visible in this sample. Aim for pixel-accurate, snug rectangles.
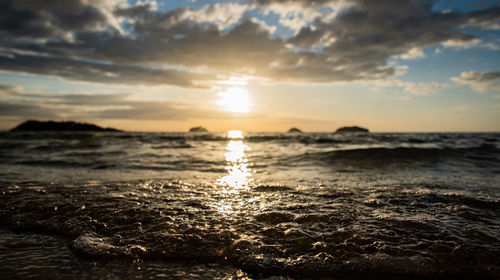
[287,127,303,133]
[10,120,121,132]
[335,126,369,133]
[189,126,208,133]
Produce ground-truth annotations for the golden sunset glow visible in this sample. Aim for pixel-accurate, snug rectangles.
[216,87,251,113]
[2,1,500,279]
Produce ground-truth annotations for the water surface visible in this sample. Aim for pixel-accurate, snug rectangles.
[0,131,499,279]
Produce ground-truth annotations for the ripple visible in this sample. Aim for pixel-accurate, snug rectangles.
[1,180,499,278]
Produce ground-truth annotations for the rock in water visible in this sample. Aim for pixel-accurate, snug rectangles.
[189,126,208,133]
[335,126,369,133]
[287,127,303,133]
[10,120,121,132]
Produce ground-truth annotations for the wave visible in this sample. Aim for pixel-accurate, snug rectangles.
[286,145,500,166]
[151,143,192,149]
[2,131,500,146]
[15,159,110,169]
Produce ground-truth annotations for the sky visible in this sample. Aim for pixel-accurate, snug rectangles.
[0,0,499,132]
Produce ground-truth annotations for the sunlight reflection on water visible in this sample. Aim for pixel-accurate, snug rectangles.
[215,130,255,214]
[217,131,253,192]
[227,129,243,139]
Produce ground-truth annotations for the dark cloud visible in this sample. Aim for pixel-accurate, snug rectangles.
[0,0,498,86]
[0,102,59,118]
[8,92,134,106]
[69,19,279,69]
[461,71,500,81]
[451,71,500,92]
[0,83,23,96]
[0,0,109,40]
[252,0,333,6]
[0,53,214,88]
[466,6,500,29]
[280,1,496,82]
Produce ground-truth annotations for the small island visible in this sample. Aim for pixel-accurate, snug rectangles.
[287,127,303,133]
[189,126,208,133]
[335,126,369,133]
[10,120,121,132]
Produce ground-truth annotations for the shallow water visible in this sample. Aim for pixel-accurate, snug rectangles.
[0,228,248,279]
[0,131,499,279]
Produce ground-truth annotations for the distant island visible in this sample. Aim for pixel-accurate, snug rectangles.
[335,126,369,133]
[10,120,121,132]
[189,126,208,133]
[287,127,303,133]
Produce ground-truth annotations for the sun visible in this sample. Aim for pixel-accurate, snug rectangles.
[216,87,251,113]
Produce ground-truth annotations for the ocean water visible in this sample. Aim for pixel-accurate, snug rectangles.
[0,131,499,279]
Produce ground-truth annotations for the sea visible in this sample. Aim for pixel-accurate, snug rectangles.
[0,130,499,279]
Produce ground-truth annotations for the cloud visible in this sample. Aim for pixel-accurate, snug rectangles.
[401,81,442,96]
[51,93,133,106]
[253,0,333,5]
[0,52,214,88]
[441,38,499,50]
[465,5,500,30]
[182,2,251,29]
[0,83,229,121]
[398,47,425,60]
[373,79,444,96]
[482,42,500,50]
[451,71,500,93]
[0,82,334,131]
[94,101,228,120]
[441,38,482,49]
[0,102,60,118]
[0,83,23,96]
[0,0,499,87]
[258,2,326,33]
[0,0,126,40]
